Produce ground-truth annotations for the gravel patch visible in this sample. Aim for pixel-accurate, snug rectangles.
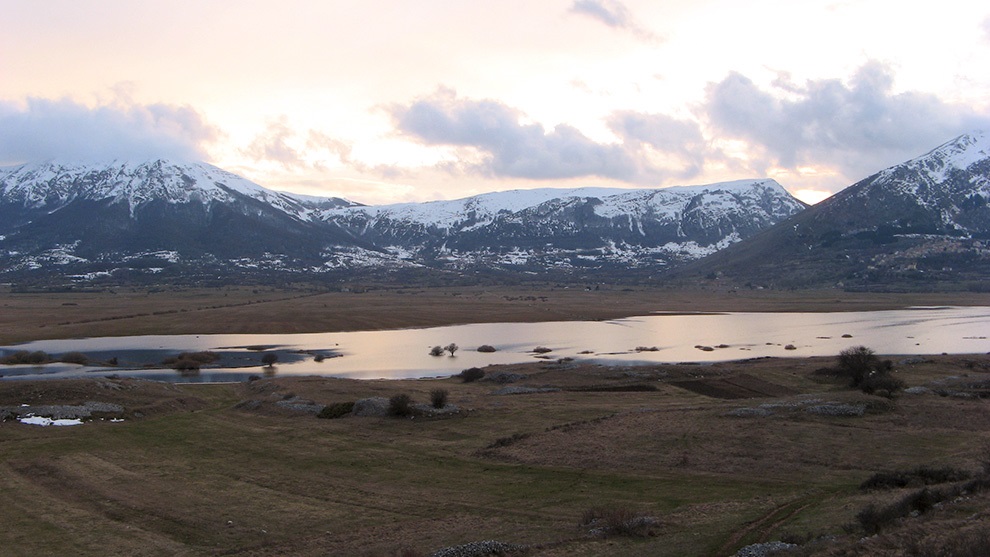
[904,386,932,395]
[274,398,324,414]
[412,403,462,416]
[491,386,561,396]
[734,541,797,557]
[352,397,390,417]
[482,371,527,384]
[1,401,125,420]
[726,407,774,417]
[805,403,866,417]
[429,540,523,557]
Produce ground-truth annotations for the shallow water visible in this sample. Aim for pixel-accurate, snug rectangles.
[1,306,989,382]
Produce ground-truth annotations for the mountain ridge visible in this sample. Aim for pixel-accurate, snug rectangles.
[0,159,806,284]
[676,131,990,290]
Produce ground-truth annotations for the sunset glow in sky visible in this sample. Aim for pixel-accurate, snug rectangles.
[2,0,989,205]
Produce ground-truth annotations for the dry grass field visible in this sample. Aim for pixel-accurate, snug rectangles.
[2,284,988,345]
[2,286,990,556]
[2,353,990,556]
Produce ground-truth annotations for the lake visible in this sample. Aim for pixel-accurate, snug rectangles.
[1,306,989,382]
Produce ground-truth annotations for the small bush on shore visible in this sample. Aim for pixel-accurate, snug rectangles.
[0,350,51,365]
[58,352,89,365]
[163,351,220,371]
[833,346,903,396]
[458,367,485,383]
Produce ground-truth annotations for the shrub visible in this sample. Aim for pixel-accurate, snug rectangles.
[0,350,51,365]
[317,401,355,419]
[838,346,889,386]
[388,394,413,417]
[261,352,278,367]
[861,466,971,491]
[429,345,445,357]
[532,346,552,354]
[172,358,201,372]
[59,352,89,365]
[860,372,905,397]
[458,367,485,383]
[857,485,968,534]
[477,345,497,353]
[430,389,448,409]
[485,432,530,449]
[163,351,219,367]
[580,506,659,538]
[915,528,990,557]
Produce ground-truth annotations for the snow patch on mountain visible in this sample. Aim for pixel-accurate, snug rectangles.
[320,186,634,229]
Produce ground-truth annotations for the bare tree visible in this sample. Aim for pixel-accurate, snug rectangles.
[444,343,458,356]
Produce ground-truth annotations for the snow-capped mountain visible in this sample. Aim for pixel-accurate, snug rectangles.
[0,158,806,284]
[0,159,363,280]
[0,159,358,222]
[322,179,806,269]
[680,131,990,289]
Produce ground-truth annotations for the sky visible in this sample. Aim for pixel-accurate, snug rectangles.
[2,1,989,206]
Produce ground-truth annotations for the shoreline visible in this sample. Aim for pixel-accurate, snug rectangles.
[2,285,989,345]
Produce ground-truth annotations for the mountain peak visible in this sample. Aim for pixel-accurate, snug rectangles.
[677,131,990,290]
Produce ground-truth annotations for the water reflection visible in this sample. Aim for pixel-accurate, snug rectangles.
[1,306,989,382]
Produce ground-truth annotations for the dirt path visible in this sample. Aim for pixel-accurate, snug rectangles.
[715,496,816,556]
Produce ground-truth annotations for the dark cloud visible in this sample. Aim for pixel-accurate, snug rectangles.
[569,0,659,42]
[0,97,217,165]
[391,91,706,184]
[704,61,990,183]
[394,92,637,180]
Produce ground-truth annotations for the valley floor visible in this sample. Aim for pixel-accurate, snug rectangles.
[2,286,990,555]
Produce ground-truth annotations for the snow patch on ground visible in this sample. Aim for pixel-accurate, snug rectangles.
[18,415,84,427]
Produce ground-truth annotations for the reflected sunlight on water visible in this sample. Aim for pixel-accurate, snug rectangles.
[2,306,989,382]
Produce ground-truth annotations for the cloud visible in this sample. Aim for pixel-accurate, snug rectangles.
[0,97,217,165]
[243,116,307,169]
[393,92,637,181]
[306,131,354,163]
[391,90,707,184]
[569,0,660,42]
[983,16,990,42]
[704,61,990,185]
[607,111,709,178]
